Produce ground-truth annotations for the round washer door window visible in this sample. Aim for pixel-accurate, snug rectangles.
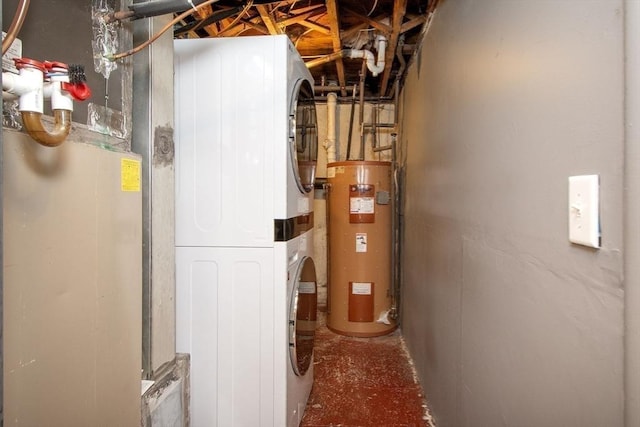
[289,256,318,376]
[290,79,318,193]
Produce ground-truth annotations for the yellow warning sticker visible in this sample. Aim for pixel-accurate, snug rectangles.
[121,158,141,192]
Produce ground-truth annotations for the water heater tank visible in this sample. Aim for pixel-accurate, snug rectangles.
[326,161,397,337]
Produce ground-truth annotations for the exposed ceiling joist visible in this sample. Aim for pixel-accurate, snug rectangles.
[325,0,347,97]
[173,0,433,99]
[401,15,426,34]
[257,4,283,35]
[343,7,391,36]
[379,0,407,97]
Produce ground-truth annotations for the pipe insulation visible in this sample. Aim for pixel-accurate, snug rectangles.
[128,0,213,19]
[127,0,271,19]
[348,35,387,77]
[325,92,337,164]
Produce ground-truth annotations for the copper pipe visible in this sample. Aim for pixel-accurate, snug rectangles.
[305,50,347,69]
[3,0,31,55]
[109,0,218,60]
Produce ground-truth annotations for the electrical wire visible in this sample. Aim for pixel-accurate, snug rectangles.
[108,0,219,61]
[367,0,378,17]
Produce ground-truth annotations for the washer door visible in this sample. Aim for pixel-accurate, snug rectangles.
[290,79,318,193]
[289,256,318,376]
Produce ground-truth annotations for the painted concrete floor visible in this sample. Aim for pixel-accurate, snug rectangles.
[300,313,433,427]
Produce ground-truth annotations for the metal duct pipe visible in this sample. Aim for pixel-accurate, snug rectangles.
[346,84,357,160]
[389,133,400,321]
[357,60,366,160]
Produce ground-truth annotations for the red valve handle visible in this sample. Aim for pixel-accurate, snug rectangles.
[61,82,92,101]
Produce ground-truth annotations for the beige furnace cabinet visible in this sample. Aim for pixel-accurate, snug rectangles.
[3,129,142,426]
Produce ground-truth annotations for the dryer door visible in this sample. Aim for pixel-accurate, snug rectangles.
[290,79,318,193]
[289,256,318,376]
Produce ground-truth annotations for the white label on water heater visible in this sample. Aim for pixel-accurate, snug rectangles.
[350,197,375,214]
[356,233,367,252]
[352,282,372,295]
[298,281,316,294]
[327,167,336,178]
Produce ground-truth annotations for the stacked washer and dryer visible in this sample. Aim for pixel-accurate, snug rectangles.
[174,35,319,427]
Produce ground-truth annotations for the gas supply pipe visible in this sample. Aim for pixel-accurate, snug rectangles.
[3,58,91,147]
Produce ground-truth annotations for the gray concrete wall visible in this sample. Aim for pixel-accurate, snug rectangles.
[400,1,625,426]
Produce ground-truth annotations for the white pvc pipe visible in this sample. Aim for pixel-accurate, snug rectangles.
[348,35,387,77]
[325,92,337,164]
[45,78,74,111]
[2,67,73,146]
[3,68,43,113]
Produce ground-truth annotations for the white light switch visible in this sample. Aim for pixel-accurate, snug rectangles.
[568,175,600,248]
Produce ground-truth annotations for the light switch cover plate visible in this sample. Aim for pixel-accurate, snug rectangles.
[568,174,600,248]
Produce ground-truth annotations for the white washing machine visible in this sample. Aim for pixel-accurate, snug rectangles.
[282,233,317,427]
[175,232,317,427]
[174,35,318,427]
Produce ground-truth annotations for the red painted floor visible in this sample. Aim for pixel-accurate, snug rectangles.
[301,313,434,427]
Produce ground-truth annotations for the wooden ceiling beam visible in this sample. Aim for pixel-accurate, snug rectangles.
[379,0,407,96]
[325,0,347,97]
[196,4,220,36]
[288,3,325,16]
[297,20,331,35]
[341,22,370,41]
[342,7,392,36]
[178,4,218,37]
[222,14,269,36]
[280,9,324,27]
[400,15,426,33]
[279,9,331,35]
[257,4,284,35]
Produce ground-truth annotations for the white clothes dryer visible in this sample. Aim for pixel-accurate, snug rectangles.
[174,35,318,249]
[174,35,319,427]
